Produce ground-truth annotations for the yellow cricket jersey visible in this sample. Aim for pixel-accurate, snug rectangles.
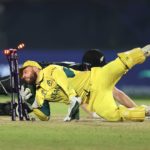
[35,64,91,106]
[68,71,91,104]
[35,65,77,106]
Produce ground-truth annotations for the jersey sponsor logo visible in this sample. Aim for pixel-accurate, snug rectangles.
[51,85,61,100]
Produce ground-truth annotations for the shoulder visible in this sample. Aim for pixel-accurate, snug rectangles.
[43,64,63,71]
[41,65,64,77]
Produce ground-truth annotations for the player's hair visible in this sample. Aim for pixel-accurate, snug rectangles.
[82,49,106,70]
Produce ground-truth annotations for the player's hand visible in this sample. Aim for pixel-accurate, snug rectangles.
[64,96,81,122]
[20,85,32,102]
[64,116,71,122]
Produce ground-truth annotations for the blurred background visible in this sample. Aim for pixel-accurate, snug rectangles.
[0,0,150,97]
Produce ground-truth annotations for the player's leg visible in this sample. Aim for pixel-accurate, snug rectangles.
[91,46,148,90]
[91,90,121,121]
[95,47,146,89]
[91,58,127,91]
[0,102,14,116]
[91,91,146,122]
[88,58,127,114]
[89,47,147,111]
[118,47,146,69]
[89,46,149,121]
[90,83,144,122]
[118,45,150,69]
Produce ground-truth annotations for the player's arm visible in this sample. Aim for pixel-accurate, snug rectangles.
[51,66,81,121]
[24,98,50,121]
[52,65,77,99]
[20,86,50,121]
[81,104,101,118]
[81,103,93,117]
[33,91,50,121]
[113,87,137,108]
[32,100,50,121]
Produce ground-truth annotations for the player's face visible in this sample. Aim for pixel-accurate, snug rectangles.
[22,67,37,84]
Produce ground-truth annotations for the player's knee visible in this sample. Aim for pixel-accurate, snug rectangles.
[104,113,121,122]
[96,110,121,122]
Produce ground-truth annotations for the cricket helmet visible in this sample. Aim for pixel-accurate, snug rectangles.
[82,49,106,70]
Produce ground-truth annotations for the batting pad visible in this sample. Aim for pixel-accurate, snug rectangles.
[119,105,145,122]
[117,48,146,69]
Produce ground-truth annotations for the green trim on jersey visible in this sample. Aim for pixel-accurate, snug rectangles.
[38,100,50,116]
[63,67,75,78]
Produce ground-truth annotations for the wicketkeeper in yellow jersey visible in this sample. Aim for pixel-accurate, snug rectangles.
[20,45,150,122]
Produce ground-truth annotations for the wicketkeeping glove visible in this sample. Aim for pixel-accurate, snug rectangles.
[64,96,81,122]
[20,85,33,110]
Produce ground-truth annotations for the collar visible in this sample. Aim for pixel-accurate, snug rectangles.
[36,70,44,86]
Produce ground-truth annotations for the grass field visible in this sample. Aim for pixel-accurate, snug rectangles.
[0,96,150,150]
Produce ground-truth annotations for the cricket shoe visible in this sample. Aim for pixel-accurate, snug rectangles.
[142,105,150,116]
[142,45,150,57]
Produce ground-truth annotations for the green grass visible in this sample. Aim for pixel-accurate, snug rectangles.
[0,96,150,150]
